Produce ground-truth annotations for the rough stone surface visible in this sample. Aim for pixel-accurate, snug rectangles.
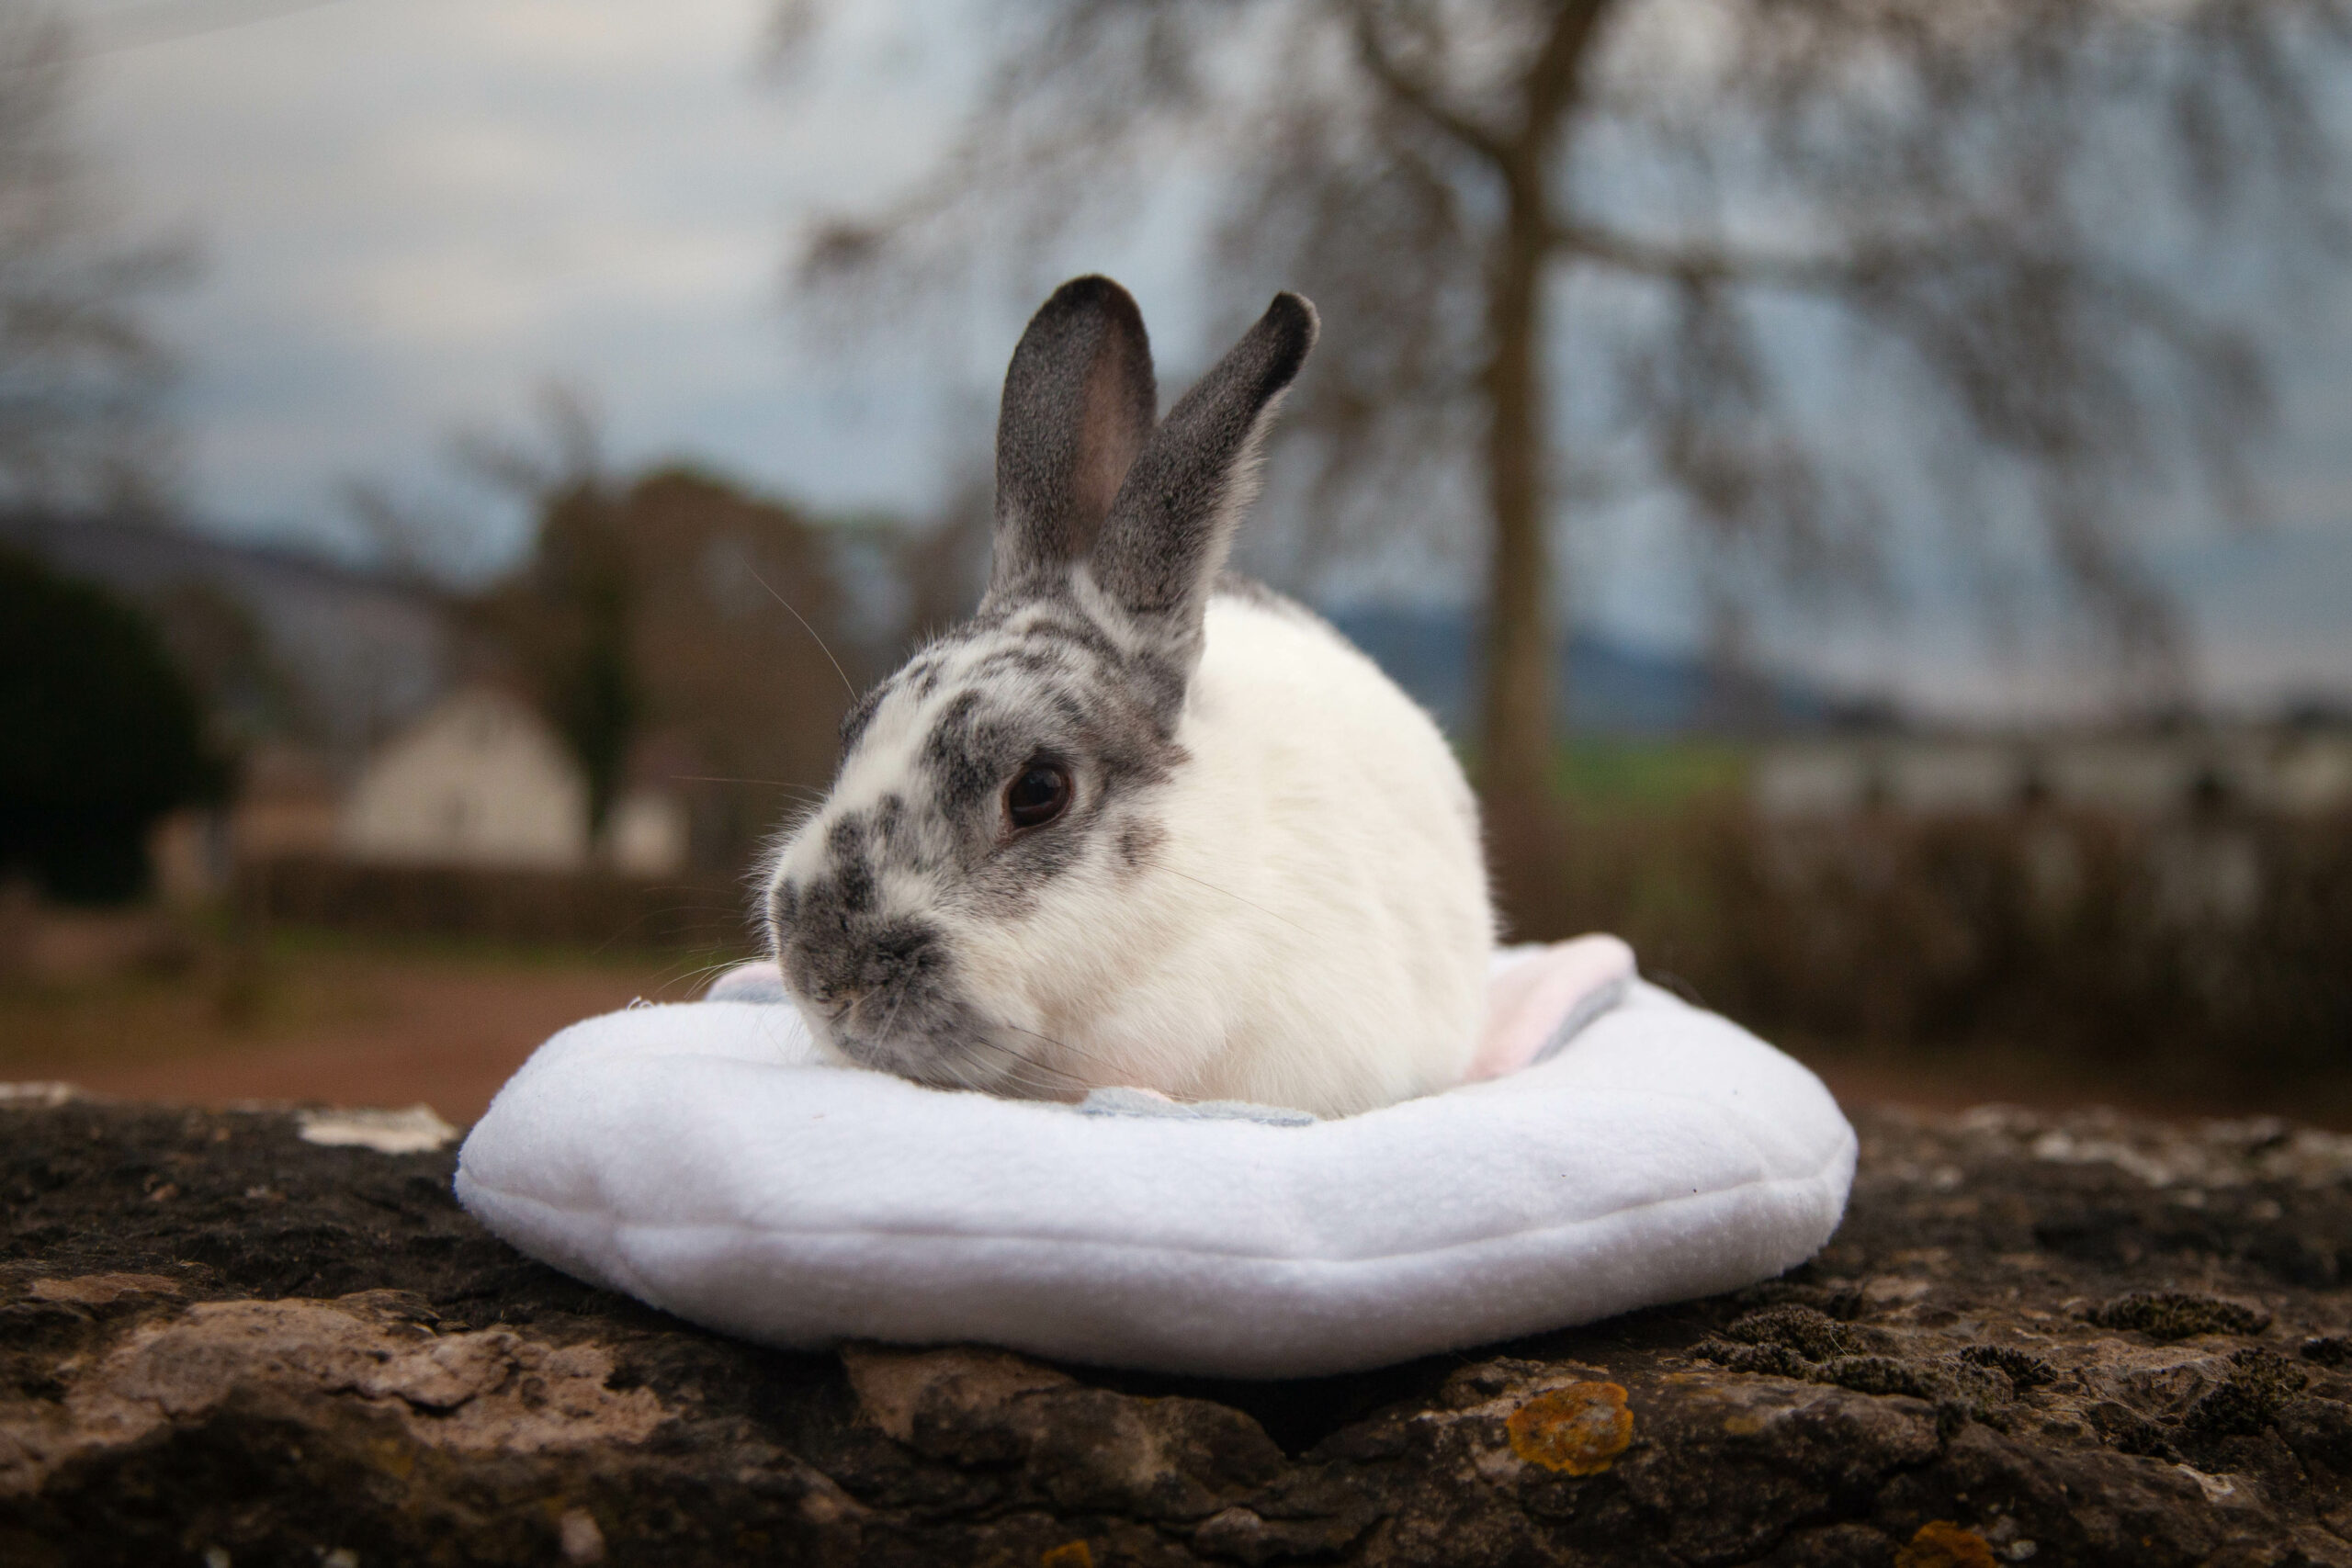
[5,1094,2352,1566]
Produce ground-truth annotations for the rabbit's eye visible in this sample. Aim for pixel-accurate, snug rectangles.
[1005,762,1073,830]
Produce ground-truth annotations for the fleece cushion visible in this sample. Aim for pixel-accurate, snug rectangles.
[455,946,1856,1379]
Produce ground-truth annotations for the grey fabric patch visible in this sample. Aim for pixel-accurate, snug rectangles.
[1529,973,1634,1068]
[706,962,790,1004]
[1076,1087,1317,1127]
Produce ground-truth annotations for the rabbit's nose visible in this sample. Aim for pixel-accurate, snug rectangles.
[800,971,863,1005]
[785,913,944,1013]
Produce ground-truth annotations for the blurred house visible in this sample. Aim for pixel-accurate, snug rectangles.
[6,508,771,889]
[1752,727,2352,818]
[339,686,688,876]
[150,744,341,903]
[152,686,694,898]
[604,789,692,879]
[605,729,704,882]
[340,687,589,871]
[233,745,345,857]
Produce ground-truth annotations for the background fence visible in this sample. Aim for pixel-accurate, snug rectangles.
[242,857,757,954]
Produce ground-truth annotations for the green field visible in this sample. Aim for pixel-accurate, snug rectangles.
[1545,739,1751,812]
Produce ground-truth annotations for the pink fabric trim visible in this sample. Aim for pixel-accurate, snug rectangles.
[1467,934,1637,1083]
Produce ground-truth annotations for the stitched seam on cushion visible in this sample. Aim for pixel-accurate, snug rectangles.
[511,1047,1833,1140]
[455,1143,1853,1272]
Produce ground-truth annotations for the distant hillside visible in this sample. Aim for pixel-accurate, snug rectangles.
[0,515,455,762]
[1324,604,1843,737]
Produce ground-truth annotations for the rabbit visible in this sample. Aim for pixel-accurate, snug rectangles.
[760,275,1494,1117]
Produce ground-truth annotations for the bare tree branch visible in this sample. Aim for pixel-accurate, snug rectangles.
[0,6,187,512]
[1348,3,1511,168]
[772,0,2348,775]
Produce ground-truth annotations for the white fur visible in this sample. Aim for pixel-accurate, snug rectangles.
[762,272,1491,1115]
[1073,592,1493,1113]
[768,589,1496,1120]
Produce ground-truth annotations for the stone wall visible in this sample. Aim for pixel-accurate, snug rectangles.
[5,1091,2350,1565]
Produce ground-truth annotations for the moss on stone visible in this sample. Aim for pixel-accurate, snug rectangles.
[2085,1291,2271,1341]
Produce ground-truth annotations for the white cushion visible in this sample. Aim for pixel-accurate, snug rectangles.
[454,957,1855,1379]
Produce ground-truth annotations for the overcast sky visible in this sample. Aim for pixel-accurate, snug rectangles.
[60,0,2352,717]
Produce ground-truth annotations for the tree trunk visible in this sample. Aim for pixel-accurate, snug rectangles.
[1469,0,1614,820]
[1476,193,1554,811]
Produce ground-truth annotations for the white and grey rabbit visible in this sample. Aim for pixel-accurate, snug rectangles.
[760,276,1494,1117]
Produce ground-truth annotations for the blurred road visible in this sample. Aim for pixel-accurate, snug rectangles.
[0,932,703,1125]
[35,968,644,1124]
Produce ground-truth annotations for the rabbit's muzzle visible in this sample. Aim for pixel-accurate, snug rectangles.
[773,885,978,1075]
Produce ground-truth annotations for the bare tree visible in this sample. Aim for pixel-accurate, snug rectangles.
[0,7,187,510]
[776,0,2345,802]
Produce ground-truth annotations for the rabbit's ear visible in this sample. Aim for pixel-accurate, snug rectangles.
[1089,292,1317,671]
[986,276,1158,606]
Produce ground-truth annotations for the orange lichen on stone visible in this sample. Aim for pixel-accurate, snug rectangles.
[1040,1542,1093,1568]
[1895,1520,1999,1568]
[1505,1382,1634,1474]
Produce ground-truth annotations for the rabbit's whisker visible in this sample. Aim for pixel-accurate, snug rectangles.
[867,985,908,1050]
[964,1024,1097,1099]
[650,956,750,996]
[743,564,857,702]
[671,775,828,798]
[997,1019,1117,1070]
[1158,867,1316,939]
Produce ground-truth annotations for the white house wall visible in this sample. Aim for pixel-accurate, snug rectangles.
[606,791,690,878]
[340,690,590,871]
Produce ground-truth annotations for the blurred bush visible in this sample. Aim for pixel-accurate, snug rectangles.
[1495,799,2352,1094]
[0,547,227,902]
